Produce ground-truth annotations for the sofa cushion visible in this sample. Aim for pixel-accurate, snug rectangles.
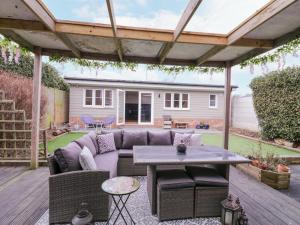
[122,130,148,149]
[101,130,123,149]
[94,151,119,178]
[54,142,82,173]
[157,169,195,190]
[97,133,117,154]
[186,166,229,187]
[171,130,194,144]
[173,133,192,146]
[148,131,172,145]
[79,146,97,170]
[118,149,133,158]
[87,131,98,151]
[74,134,97,156]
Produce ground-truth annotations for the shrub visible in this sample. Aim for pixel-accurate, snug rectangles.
[250,67,300,142]
[0,54,69,91]
[0,70,47,119]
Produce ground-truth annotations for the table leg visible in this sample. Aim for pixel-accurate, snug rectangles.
[147,165,157,215]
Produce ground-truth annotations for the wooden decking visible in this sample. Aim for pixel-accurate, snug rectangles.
[0,165,300,225]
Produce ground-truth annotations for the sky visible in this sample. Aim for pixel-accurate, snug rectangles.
[42,0,300,95]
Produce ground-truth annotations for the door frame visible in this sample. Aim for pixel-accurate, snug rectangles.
[116,89,125,125]
[138,91,154,125]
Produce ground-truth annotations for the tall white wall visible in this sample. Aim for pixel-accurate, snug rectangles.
[231,95,260,132]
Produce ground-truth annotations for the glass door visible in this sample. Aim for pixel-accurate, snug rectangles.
[138,92,153,124]
[116,89,125,125]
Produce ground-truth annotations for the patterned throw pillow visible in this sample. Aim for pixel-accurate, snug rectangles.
[173,133,192,146]
[79,146,97,170]
[97,133,117,154]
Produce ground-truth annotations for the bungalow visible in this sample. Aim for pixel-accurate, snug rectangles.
[65,77,238,128]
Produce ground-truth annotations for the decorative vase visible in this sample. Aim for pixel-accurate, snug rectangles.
[177,140,187,155]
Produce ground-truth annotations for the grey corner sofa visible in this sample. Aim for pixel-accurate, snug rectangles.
[47,129,198,224]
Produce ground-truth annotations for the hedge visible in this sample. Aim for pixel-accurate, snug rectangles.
[0,54,69,91]
[250,67,300,142]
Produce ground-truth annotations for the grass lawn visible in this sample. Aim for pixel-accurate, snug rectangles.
[202,134,300,156]
[47,132,300,157]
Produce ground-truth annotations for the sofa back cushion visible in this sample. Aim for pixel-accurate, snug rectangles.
[74,134,97,156]
[148,130,172,145]
[171,130,194,144]
[101,130,123,149]
[54,142,82,173]
[122,130,148,149]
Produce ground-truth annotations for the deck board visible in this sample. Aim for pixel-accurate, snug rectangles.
[0,165,300,225]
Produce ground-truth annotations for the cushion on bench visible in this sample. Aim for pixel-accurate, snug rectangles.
[74,134,97,156]
[148,130,172,145]
[122,130,147,149]
[157,169,195,190]
[94,151,119,178]
[186,166,229,187]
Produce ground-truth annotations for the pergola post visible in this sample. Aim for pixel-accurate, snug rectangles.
[30,47,42,169]
[223,61,232,150]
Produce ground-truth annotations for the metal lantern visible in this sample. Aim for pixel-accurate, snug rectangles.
[238,208,249,225]
[221,194,242,225]
[72,202,93,225]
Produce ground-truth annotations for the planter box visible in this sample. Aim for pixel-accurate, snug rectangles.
[237,164,291,189]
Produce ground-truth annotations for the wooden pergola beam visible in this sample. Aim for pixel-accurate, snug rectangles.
[195,46,226,66]
[158,0,203,63]
[21,0,81,58]
[0,29,34,51]
[106,0,123,61]
[228,0,296,45]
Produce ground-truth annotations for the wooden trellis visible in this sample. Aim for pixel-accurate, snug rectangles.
[0,90,47,161]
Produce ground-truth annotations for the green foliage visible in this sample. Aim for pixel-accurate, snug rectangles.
[250,67,300,142]
[0,54,69,91]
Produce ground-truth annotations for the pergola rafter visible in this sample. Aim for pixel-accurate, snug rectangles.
[158,0,203,64]
[0,0,299,168]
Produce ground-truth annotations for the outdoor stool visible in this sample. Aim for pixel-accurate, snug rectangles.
[186,166,229,218]
[157,169,195,221]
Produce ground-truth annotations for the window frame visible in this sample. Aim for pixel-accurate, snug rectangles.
[83,89,114,108]
[209,94,218,109]
[164,92,190,110]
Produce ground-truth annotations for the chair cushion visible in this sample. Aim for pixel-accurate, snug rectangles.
[171,130,194,144]
[101,130,123,149]
[157,169,195,190]
[148,131,172,145]
[74,134,97,156]
[186,166,229,187]
[79,146,97,170]
[118,149,133,158]
[94,151,119,178]
[122,130,147,149]
[54,142,82,173]
[97,133,117,154]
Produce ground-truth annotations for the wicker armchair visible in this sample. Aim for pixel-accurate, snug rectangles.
[48,156,110,224]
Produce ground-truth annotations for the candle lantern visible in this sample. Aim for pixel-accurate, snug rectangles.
[72,202,93,225]
[238,208,249,225]
[221,194,242,225]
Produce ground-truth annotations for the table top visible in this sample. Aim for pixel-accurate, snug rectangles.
[133,145,250,165]
[101,176,140,195]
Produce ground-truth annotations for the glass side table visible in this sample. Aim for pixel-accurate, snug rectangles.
[101,176,140,225]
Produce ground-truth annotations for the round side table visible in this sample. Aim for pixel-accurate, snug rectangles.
[101,176,140,225]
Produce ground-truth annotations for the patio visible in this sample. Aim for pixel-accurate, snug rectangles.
[1,165,300,225]
[0,0,300,224]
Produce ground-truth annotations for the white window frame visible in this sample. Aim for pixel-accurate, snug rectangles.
[209,94,218,109]
[83,89,114,108]
[164,92,190,110]
[104,89,113,108]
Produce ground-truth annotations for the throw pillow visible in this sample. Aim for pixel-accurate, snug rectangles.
[79,146,97,170]
[191,134,202,146]
[97,133,117,154]
[171,130,194,144]
[173,133,192,146]
[101,130,123,149]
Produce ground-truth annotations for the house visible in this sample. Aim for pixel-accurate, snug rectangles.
[65,77,238,128]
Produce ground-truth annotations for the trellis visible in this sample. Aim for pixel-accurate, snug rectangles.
[0,90,47,162]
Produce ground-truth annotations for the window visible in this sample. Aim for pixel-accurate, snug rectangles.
[209,94,217,108]
[164,93,189,110]
[105,90,113,107]
[84,89,113,108]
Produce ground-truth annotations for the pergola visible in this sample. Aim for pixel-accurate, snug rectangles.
[0,0,299,168]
